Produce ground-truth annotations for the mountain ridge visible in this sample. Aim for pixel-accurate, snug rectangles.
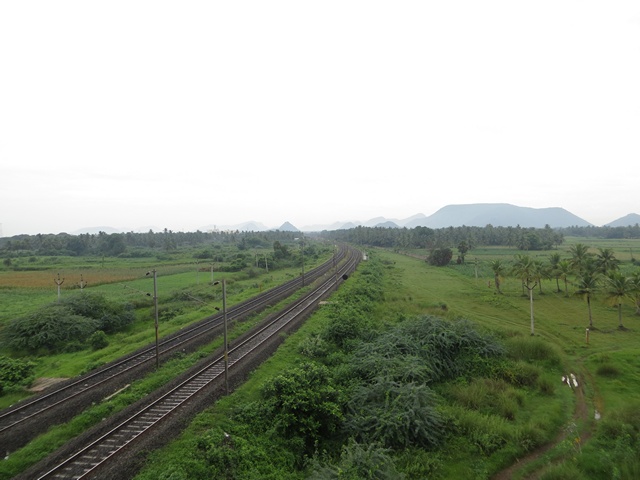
[66,204,638,235]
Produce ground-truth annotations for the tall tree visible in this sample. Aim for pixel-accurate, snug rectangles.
[457,240,469,264]
[630,271,640,316]
[512,254,538,335]
[596,248,620,276]
[574,260,600,329]
[489,260,506,294]
[549,253,562,292]
[569,243,591,273]
[555,260,573,296]
[604,272,633,329]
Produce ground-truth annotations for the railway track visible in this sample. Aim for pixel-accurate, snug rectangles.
[20,245,361,480]
[0,244,349,455]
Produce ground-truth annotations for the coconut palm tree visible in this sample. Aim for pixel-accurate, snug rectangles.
[574,260,601,329]
[569,243,591,273]
[489,259,506,294]
[604,272,633,329]
[533,259,549,294]
[596,248,620,276]
[549,252,562,292]
[512,254,538,335]
[629,271,640,316]
[555,259,573,296]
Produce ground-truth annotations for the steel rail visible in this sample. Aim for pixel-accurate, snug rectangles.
[35,246,360,480]
[0,245,347,452]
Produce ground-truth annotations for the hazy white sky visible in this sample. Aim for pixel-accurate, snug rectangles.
[1,1,639,237]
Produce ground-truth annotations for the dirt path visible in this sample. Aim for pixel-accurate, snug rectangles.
[491,372,594,480]
[28,377,69,392]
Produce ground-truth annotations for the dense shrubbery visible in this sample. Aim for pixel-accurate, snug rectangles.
[427,247,453,266]
[0,355,36,394]
[239,362,344,456]
[2,293,133,354]
[60,291,135,333]
[193,256,512,477]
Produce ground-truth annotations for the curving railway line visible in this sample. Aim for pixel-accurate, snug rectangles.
[15,244,361,480]
[0,244,353,456]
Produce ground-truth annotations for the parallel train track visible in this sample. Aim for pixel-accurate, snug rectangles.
[22,245,361,480]
[0,244,350,455]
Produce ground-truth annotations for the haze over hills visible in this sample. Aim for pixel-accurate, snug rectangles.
[605,213,640,228]
[63,204,638,236]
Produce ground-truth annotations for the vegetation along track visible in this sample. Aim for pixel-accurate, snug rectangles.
[19,245,361,480]
[0,244,351,456]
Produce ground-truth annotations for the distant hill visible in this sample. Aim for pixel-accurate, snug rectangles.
[277,221,300,232]
[202,221,269,232]
[403,203,592,229]
[375,221,401,228]
[71,226,121,235]
[605,213,640,227]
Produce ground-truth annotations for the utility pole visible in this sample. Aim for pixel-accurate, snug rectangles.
[301,236,305,286]
[146,269,160,369]
[222,278,228,394]
[214,279,229,394]
[334,244,338,290]
[54,273,65,302]
[78,274,88,291]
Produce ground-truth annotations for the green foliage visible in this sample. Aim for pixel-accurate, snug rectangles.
[323,303,371,348]
[259,362,343,453]
[88,330,109,350]
[3,305,98,353]
[450,408,512,455]
[394,448,443,478]
[445,378,524,420]
[505,336,561,367]
[596,363,621,378]
[309,439,404,480]
[298,333,330,359]
[494,359,541,387]
[61,292,134,333]
[345,378,445,449]
[322,262,384,348]
[2,292,134,353]
[191,427,296,479]
[0,355,36,392]
[427,247,453,266]
[578,401,640,479]
[347,316,504,384]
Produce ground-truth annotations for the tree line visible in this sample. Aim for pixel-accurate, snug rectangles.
[323,224,565,250]
[323,224,640,250]
[0,229,301,258]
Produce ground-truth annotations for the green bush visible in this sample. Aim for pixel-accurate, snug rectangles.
[496,359,541,387]
[3,305,98,353]
[345,378,444,449]
[595,363,620,378]
[427,248,453,266]
[61,292,134,333]
[89,330,109,350]
[258,362,344,454]
[309,439,404,480]
[505,336,561,366]
[0,355,36,388]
